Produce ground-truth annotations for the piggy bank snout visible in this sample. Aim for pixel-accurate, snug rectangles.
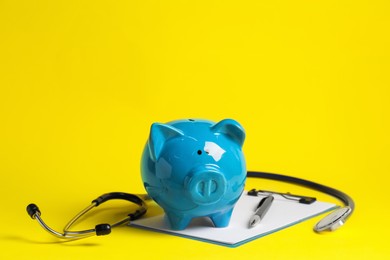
[185,167,227,206]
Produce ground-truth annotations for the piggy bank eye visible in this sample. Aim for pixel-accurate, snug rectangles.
[197,149,210,155]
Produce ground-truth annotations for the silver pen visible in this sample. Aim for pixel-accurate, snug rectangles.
[248,195,274,228]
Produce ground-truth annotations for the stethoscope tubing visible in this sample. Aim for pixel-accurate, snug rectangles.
[247,171,355,213]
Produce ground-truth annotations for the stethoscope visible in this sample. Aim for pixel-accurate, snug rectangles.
[27,171,354,240]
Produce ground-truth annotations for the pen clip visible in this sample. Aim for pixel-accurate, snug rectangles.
[255,196,269,210]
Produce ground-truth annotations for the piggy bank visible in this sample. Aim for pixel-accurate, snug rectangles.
[141,118,246,230]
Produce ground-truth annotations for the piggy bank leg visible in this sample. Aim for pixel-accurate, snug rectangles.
[210,208,234,228]
[165,212,192,230]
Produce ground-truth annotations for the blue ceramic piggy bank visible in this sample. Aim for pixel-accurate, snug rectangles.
[141,119,246,230]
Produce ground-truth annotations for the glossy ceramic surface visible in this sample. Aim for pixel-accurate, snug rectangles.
[141,119,246,230]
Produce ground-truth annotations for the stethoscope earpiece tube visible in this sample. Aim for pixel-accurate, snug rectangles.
[247,171,354,232]
[26,192,148,240]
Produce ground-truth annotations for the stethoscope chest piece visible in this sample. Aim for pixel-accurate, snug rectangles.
[314,206,352,232]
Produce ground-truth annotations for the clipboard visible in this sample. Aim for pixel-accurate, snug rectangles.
[130,191,337,247]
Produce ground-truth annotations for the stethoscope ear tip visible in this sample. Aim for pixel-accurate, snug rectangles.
[27,203,40,219]
[95,224,111,236]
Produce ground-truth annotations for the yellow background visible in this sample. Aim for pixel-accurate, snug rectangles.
[1,0,389,259]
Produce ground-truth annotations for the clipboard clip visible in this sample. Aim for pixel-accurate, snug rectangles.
[248,189,316,204]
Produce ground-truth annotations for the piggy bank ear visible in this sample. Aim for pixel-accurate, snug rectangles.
[148,123,184,161]
[211,119,246,147]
